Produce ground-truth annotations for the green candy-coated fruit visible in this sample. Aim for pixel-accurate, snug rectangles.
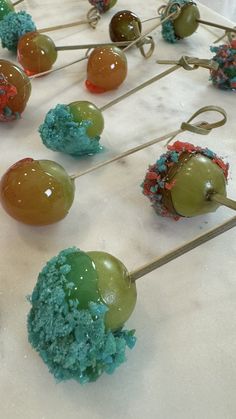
[173,4,200,38]
[171,154,227,217]
[109,10,142,43]
[64,250,101,308]
[68,101,104,138]
[0,158,75,225]
[0,0,14,21]
[88,251,137,331]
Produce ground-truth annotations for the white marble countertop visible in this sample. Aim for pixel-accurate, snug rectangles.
[0,1,236,418]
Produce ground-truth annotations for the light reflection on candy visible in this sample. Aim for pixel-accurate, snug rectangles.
[0,59,31,121]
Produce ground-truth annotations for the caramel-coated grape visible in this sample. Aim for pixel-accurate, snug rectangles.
[17,32,58,75]
[86,46,127,93]
[0,158,75,225]
[0,59,31,121]
[109,10,142,43]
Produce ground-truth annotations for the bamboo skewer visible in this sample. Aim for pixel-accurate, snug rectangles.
[130,216,236,282]
[12,0,24,5]
[196,19,236,35]
[70,105,227,180]
[210,194,236,211]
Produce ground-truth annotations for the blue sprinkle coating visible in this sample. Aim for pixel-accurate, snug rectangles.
[0,11,36,51]
[161,0,192,43]
[27,247,136,384]
[39,104,102,157]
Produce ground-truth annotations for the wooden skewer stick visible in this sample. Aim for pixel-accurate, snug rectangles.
[39,19,97,34]
[38,7,100,33]
[100,56,217,113]
[70,105,227,180]
[29,55,88,79]
[12,0,24,5]
[210,194,236,211]
[55,41,131,51]
[196,19,236,35]
[130,216,236,282]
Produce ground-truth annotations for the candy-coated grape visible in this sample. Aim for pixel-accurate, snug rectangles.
[87,251,137,331]
[64,250,101,308]
[0,158,75,225]
[0,0,14,20]
[173,4,200,38]
[17,32,58,75]
[142,141,229,219]
[0,59,31,121]
[68,101,104,137]
[86,46,127,93]
[109,10,142,43]
[170,153,226,217]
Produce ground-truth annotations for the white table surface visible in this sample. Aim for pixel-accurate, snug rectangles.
[0,1,236,418]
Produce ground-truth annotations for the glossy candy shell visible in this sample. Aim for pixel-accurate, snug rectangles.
[109,10,142,42]
[88,251,137,331]
[173,4,200,38]
[0,159,75,225]
[86,46,128,92]
[0,59,31,117]
[170,154,227,217]
[17,32,58,75]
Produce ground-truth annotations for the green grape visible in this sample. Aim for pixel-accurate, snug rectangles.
[174,4,200,38]
[69,101,104,138]
[171,154,227,217]
[88,251,137,331]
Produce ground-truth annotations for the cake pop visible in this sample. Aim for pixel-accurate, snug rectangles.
[0,59,31,121]
[142,141,236,220]
[160,0,236,43]
[27,215,236,383]
[0,106,230,226]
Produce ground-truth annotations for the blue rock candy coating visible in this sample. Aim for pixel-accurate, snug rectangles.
[27,247,136,384]
[39,104,102,157]
[161,0,193,43]
[0,11,36,51]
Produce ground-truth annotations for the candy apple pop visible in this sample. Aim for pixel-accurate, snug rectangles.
[160,0,236,43]
[0,106,229,226]
[142,141,236,220]
[27,215,236,383]
[0,59,31,121]
[39,56,217,157]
